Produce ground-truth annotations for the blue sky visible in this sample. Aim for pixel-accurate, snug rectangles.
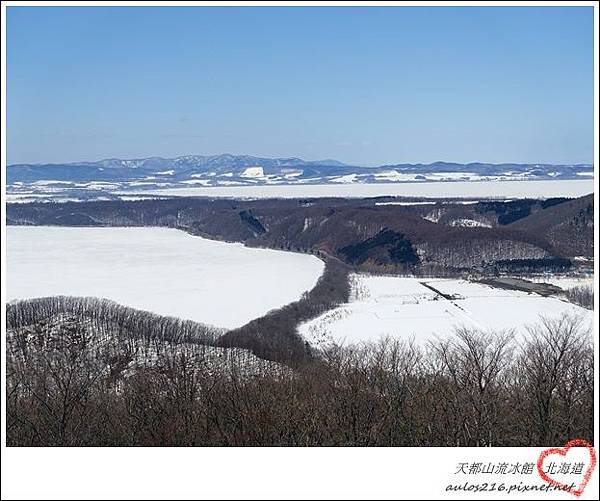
[6,6,594,166]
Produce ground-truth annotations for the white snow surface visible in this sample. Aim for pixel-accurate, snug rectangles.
[526,275,594,291]
[117,195,162,201]
[299,275,592,348]
[329,174,359,183]
[375,201,437,206]
[124,179,593,200]
[448,218,492,228]
[241,166,265,178]
[7,226,324,329]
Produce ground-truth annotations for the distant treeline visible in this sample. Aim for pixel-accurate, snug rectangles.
[6,311,592,446]
[494,257,572,274]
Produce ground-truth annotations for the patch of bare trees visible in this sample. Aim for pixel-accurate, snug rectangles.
[7,296,222,345]
[564,285,594,310]
[7,305,592,446]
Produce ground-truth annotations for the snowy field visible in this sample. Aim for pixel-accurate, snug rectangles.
[119,179,593,200]
[526,275,594,291]
[7,226,324,329]
[299,275,593,347]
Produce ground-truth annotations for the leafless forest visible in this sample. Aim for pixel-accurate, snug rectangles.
[565,285,594,309]
[7,298,592,446]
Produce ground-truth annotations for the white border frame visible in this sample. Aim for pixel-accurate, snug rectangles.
[1,2,598,499]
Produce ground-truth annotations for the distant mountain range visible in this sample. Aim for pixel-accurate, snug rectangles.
[7,154,351,183]
[6,154,594,202]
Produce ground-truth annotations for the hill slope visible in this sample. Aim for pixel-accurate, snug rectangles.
[509,194,594,257]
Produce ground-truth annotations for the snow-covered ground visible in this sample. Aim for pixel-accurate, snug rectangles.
[122,179,593,200]
[7,226,324,329]
[241,166,265,178]
[448,218,492,228]
[526,275,594,291]
[375,200,481,206]
[299,275,593,347]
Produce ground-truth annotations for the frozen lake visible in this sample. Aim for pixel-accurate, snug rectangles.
[299,275,593,347]
[7,226,325,329]
[119,179,594,199]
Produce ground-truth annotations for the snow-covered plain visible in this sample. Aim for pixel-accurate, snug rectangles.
[299,275,593,347]
[120,179,593,199]
[123,179,594,198]
[8,178,593,204]
[7,226,325,329]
